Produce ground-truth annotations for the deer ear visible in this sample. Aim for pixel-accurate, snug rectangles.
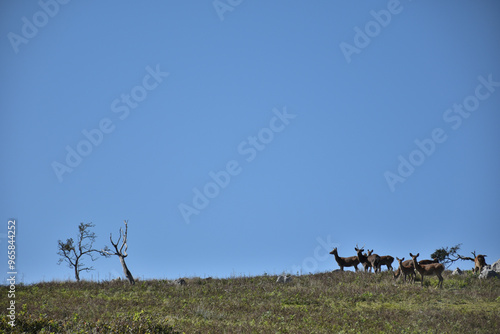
[416,253,419,257]
[409,253,414,257]
[401,257,404,261]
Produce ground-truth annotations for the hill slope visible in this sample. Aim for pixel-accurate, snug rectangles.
[1,271,499,333]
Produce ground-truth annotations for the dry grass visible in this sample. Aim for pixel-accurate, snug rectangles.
[1,271,499,333]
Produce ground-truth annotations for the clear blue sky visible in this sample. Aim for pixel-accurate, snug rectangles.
[1,1,499,283]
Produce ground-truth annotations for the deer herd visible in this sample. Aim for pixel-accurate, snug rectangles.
[330,245,449,288]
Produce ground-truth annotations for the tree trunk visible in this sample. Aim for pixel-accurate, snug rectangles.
[119,255,135,285]
[74,260,80,281]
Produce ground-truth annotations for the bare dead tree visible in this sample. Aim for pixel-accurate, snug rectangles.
[102,220,135,285]
[57,222,103,281]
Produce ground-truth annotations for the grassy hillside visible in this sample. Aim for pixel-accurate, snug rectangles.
[1,271,499,333]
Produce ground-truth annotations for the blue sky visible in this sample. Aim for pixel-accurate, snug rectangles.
[1,1,499,283]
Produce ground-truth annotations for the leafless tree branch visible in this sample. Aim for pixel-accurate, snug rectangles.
[103,220,135,285]
[57,222,104,281]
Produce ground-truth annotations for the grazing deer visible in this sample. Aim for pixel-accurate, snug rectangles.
[394,257,415,283]
[410,253,445,288]
[366,250,382,273]
[393,258,412,280]
[329,248,360,271]
[379,255,395,271]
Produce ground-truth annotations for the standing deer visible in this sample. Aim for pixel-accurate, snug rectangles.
[410,253,444,288]
[329,248,360,271]
[394,257,415,283]
[366,250,382,273]
[355,246,377,272]
[459,251,487,274]
[474,254,487,274]
[418,258,439,265]
[379,255,395,271]
[394,259,436,280]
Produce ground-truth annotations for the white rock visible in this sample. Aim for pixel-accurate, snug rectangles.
[276,275,293,283]
[490,259,500,273]
[174,278,187,285]
[479,269,500,280]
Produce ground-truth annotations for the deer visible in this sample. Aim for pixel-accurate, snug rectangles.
[393,257,415,283]
[458,251,487,274]
[474,254,487,274]
[418,258,439,265]
[394,258,436,280]
[393,258,412,280]
[354,245,377,272]
[379,255,395,271]
[355,246,369,272]
[329,247,360,271]
[366,250,382,273]
[410,253,445,288]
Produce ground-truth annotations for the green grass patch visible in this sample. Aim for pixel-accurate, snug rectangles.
[1,272,499,333]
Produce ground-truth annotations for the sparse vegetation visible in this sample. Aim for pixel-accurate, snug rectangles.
[1,271,499,333]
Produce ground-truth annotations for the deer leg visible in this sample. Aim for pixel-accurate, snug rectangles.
[438,274,443,289]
